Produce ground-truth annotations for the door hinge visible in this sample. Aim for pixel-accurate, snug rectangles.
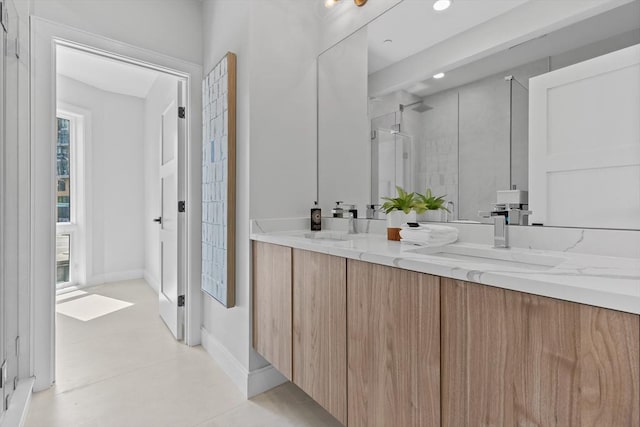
[178,106,186,119]
[178,295,185,307]
[178,201,186,213]
[0,360,6,389]
[15,336,19,357]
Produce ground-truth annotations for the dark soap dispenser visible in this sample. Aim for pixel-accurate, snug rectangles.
[311,201,321,231]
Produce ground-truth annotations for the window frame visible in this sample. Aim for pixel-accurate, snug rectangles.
[55,108,87,289]
[56,113,76,225]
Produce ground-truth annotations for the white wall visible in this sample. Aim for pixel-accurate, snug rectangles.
[201,0,322,397]
[29,0,203,65]
[318,27,369,215]
[57,75,146,284]
[201,0,255,395]
[143,74,180,292]
[200,0,403,398]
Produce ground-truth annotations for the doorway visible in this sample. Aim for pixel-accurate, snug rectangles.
[31,18,202,392]
[53,43,188,342]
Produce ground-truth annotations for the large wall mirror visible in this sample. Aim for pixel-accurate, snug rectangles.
[317,0,640,230]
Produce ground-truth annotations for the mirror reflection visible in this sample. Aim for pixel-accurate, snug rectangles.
[317,0,640,229]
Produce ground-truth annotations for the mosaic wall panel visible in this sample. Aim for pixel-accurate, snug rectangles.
[202,52,236,307]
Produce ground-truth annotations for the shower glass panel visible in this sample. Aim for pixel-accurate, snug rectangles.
[371,112,415,205]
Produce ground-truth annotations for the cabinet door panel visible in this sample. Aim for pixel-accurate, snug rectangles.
[252,241,292,379]
[441,278,640,427]
[293,249,347,425]
[578,305,639,426]
[347,260,440,427]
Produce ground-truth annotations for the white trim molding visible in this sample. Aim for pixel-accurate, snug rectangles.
[200,327,287,399]
[0,378,35,427]
[30,17,203,392]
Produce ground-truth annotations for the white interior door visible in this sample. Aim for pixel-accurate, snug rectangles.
[157,81,186,340]
[529,44,640,229]
[1,0,20,412]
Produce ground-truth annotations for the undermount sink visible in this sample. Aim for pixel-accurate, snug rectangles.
[303,231,354,242]
[409,245,565,271]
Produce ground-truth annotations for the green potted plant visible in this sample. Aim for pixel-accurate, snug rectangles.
[381,186,426,240]
[415,188,449,222]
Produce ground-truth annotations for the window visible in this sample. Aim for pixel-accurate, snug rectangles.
[57,117,71,223]
[56,234,71,284]
[55,108,87,289]
[56,114,77,287]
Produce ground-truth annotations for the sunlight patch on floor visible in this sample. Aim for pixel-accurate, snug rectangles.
[56,294,134,321]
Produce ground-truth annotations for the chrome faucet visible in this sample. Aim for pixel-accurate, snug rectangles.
[479,211,509,248]
[334,201,358,234]
[346,211,358,234]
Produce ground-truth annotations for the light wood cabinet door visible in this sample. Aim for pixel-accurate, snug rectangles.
[347,260,440,427]
[252,241,292,380]
[292,249,347,425]
[441,278,640,427]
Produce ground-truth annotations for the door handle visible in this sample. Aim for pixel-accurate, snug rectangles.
[153,217,162,224]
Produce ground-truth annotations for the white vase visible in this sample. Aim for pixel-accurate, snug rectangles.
[419,210,443,222]
[387,210,416,228]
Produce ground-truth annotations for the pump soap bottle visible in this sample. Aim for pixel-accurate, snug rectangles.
[311,201,322,231]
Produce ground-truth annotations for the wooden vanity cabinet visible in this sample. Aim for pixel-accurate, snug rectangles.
[253,241,639,426]
[252,241,293,380]
[441,278,640,427]
[347,259,441,427]
[292,249,347,425]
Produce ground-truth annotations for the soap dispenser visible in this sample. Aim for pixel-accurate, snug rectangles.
[311,201,321,231]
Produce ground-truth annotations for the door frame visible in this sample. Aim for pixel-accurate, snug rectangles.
[30,17,203,392]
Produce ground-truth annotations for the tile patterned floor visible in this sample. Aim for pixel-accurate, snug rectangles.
[26,279,342,427]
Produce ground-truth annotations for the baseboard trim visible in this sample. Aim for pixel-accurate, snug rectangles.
[200,327,287,399]
[87,269,144,286]
[247,363,288,398]
[143,270,159,293]
[0,377,35,427]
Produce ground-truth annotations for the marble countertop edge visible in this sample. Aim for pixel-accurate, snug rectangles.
[250,230,640,315]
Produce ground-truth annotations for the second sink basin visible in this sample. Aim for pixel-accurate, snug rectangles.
[409,245,565,271]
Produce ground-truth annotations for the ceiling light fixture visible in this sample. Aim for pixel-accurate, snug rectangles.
[433,72,445,79]
[433,0,451,12]
[324,0,368,8]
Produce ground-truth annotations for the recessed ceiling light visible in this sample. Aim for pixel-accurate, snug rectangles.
[433,0,451,12]
[433,72,445,79]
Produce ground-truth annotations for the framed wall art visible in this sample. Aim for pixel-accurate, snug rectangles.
[201,52,236,307]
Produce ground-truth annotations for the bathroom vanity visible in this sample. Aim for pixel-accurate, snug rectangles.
[250,224,639,427]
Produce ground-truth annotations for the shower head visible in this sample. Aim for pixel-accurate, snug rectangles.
[399,100,433,113]
[411,103,433,113]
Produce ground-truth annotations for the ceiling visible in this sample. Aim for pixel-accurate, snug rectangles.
[56,46,162,98]
[395,0,640,98]
[367,0,530,74]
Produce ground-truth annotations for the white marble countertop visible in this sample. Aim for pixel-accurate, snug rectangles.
[250,228,640,315]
